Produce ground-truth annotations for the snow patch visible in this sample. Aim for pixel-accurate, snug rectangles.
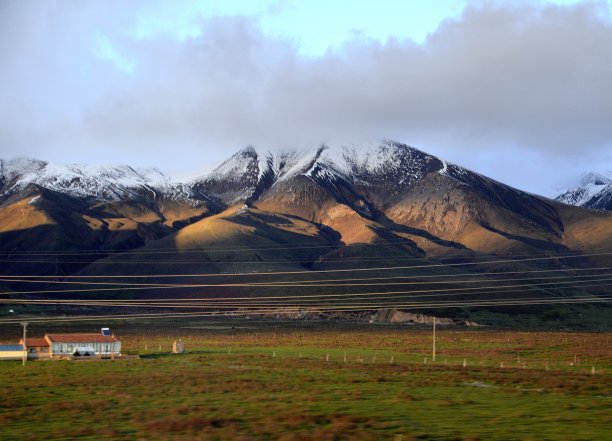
[439,160,448,175]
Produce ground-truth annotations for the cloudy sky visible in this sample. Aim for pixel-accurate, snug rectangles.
[1,0,611,195]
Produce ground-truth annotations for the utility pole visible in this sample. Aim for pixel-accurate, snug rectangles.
[20,322,28,367]
[432,316,436,363]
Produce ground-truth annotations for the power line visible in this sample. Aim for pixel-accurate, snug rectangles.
[0,236,424,256]
[1,266,610,298]
[4,280,607,305]
[0,253,576,265]
[1,271,610,292]
[4,238,612,257]
[4,286,610,308]
[0,254,602,266]
[2,276,611,301]
[249,266,612,285]
[6,295,612,311]
[3,251,612,279]
[0,296,609,324]
[0,245,599,263]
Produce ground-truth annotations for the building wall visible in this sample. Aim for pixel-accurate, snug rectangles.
[0,350,25,360]
[27,348,51,360]
[50,341,121,356]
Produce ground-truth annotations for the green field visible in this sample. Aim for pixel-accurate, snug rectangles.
[0,321,610,440]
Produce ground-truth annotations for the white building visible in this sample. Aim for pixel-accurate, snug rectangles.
[3,329,122,360]
[44,333,121,357]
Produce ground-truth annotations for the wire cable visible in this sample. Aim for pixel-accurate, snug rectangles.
[3,251,612,279]
[0,296,609,324]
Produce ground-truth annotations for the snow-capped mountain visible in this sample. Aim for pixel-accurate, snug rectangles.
[0,142,538,209]
[2,142,604,227]
[188,142,565,237]
[191,141,445,207]
[2,141,612,328]
[0,141,570,237]
[1,141,610,252]
[555,171,612,211]
[0,158,200,202]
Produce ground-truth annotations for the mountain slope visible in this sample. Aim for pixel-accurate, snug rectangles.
[3,142,612,267]
[1,142,611,328]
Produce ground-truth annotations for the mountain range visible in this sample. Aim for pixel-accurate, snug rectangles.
[1,141,611,328]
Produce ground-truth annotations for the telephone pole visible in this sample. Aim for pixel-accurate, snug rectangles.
[20,322,28,366]
[432,316,436,363]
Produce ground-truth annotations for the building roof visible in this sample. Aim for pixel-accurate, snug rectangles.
[45,333,119,343]
[0,345,23,351]
[20,338,49,347]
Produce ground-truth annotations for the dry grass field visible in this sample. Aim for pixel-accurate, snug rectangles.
[0,320,610,440]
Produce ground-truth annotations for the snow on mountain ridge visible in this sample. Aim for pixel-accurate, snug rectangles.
[555,170,612,210]
[577,171,612,187]
[208,141,443,187]
[0,142,469,204]
[0,158,189,201]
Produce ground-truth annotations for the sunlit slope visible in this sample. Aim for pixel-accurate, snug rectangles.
[0,185,216,277]
[0,187,108,276]
[173,206,340,270]
[255,176,380,245]
[0,194,55,232]
[252,167,586,259]
[383,173,567,255]
[62,200,611,314]
[554,202,612,266]
[70,206,343,283]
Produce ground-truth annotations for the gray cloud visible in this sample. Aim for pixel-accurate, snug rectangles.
[1,1,611,195]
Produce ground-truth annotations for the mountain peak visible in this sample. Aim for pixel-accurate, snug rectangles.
[578,171,612,187]
[556,170,612,211]
[189,141,459,210]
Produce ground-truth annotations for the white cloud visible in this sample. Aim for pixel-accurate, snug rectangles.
[1,1,611,195]
[93,34,136,74]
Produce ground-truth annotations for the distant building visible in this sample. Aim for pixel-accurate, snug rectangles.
[0,344,24,360]
[3,328,122,360]
[19,337,50,360]
[44,333,121,357]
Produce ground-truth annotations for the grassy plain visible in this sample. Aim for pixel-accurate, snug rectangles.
[0,320,610,440]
